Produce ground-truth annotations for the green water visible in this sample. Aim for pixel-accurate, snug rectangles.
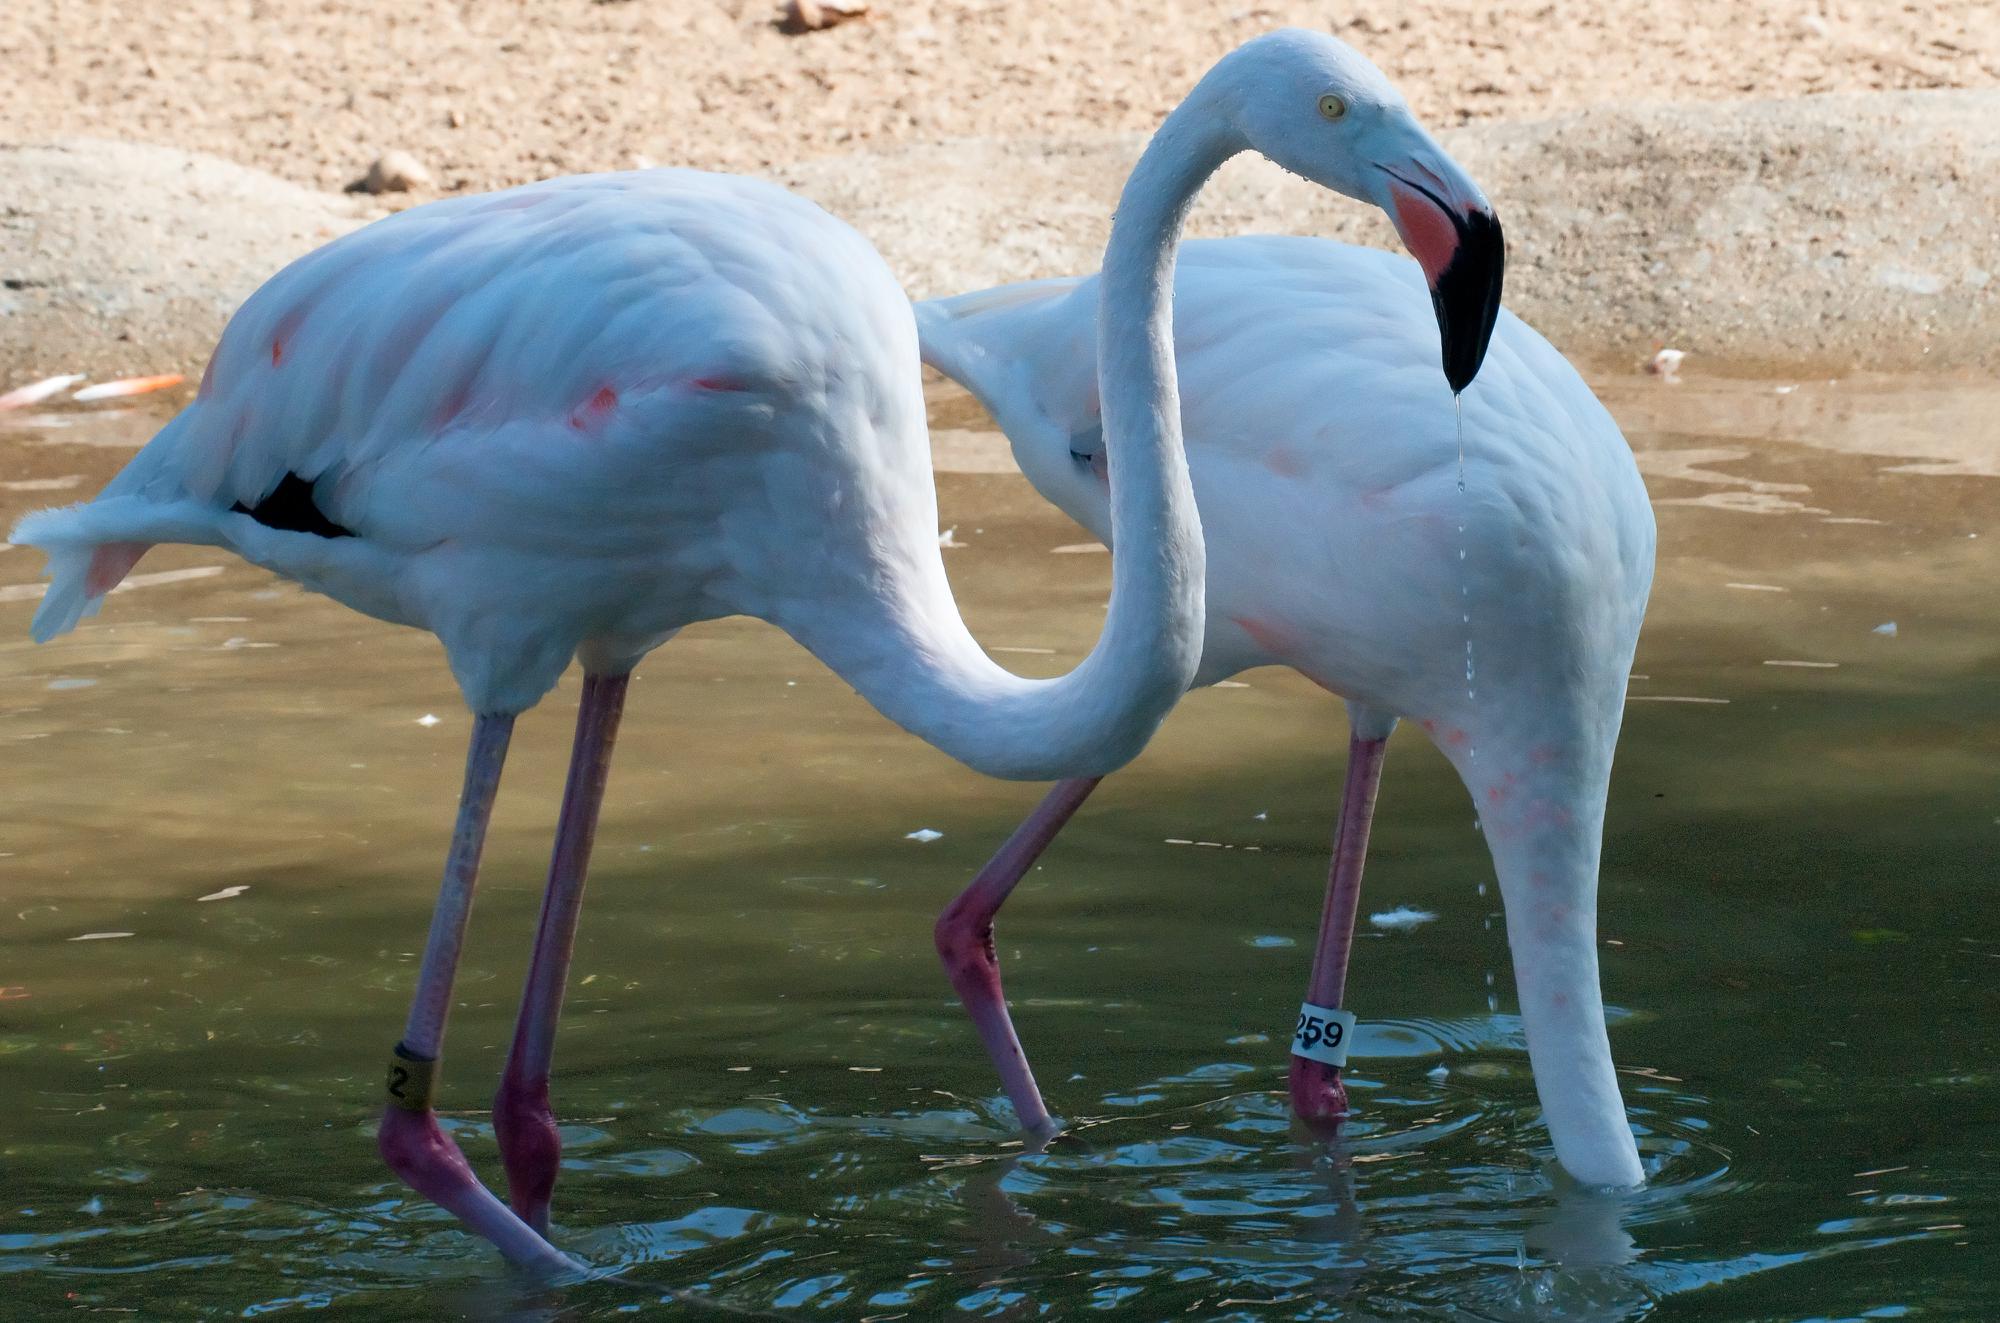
[0,373,1994,1319]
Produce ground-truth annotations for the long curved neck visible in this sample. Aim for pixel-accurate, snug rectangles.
[1460,731,1646,1188]
[786,95,1235,781]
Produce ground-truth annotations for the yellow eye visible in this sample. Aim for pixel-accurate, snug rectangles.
[1318,93,1348,121]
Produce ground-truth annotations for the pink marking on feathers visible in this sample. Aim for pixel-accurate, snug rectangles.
[433,379,476,431]
[1445,727,1469,746]
[1231,614,1295,657]
[1264,447,1306,478]
[1521,798,1576,832]
[268,297,316,370]
[690,376,751,393]
[569,385,619,431]
[85,542,150,597]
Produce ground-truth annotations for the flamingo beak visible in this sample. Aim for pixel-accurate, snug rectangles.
[1382,168,1506,393]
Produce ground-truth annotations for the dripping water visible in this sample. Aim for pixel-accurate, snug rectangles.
[1455,393,1477,755]
[1458,394,1499,1015]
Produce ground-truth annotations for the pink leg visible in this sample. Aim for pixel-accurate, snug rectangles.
[936,776,1102,1133]
[494,672,629,1235]
[375,713,578,1275]
[1289,733,1390,1126]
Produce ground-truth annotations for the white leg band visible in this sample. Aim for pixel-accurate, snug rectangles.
[1290,1002,1357,1067]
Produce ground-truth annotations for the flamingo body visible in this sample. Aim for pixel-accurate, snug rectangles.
[13,29,1519,1261]
[923,236,1652,719]
[22,170,933,716]
[919,235,1656,1188]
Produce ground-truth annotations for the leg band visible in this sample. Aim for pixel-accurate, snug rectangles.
[387,1042,440,1112]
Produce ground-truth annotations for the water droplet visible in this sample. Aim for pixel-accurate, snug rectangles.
[1455,395,1466,494]
[1454,400,1478,757]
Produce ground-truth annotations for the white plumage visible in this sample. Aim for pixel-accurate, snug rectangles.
[12,28,1524,1267]
[920,235,1655,1189]
[24,173,950,711]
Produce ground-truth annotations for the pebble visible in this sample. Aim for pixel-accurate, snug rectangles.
[785,0,869,32]
[359,150,433,194]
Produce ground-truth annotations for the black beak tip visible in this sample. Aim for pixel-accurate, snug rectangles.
[1431,209,1505,395]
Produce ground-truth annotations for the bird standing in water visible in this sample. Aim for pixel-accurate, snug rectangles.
[10,29,1511,1267]
[919,231,1652,1189]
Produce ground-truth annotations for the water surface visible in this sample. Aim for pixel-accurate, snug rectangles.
[0,371,1993,1318]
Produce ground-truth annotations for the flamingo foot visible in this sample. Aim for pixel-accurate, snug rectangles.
[1288,1056,1350,1130]
[493,1072,562,1235]
[377,1104,578,1275]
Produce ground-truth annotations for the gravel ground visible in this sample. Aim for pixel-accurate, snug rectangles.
[8,86,1994,383]
[2,1,1995,193]
[782,89,2000,375]
[2,3,1996,378]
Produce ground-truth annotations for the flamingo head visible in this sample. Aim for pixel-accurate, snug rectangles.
[1220,28,1507,393]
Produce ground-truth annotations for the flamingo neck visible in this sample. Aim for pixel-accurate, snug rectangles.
[1467,743,1646,1188]
[785,91,1235,780]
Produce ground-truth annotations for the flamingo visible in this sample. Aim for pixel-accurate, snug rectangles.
[917,235,1652,1189]
[9,30,1507,1268]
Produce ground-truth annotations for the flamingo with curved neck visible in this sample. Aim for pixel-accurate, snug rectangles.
[11,28,1504,1269]
[920,228,1651,1188]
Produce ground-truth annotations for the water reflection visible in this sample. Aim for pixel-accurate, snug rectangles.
[0,369,1991,1318]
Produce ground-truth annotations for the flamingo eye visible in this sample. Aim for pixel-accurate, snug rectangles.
[1317,93,1348,121]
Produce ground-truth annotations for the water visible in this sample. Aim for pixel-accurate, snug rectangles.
[1,372,1994,1318]
[1454,393,1477,759]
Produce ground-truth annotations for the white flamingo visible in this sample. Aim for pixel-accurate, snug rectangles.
[917,235,1651,1189]
[10,30,1508,1268]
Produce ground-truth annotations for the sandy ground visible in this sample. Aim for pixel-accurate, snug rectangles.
[3,1,1997,194]
[3,3,1998,379]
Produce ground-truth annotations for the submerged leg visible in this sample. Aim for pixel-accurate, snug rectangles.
[1289,726,1392,1125]
[494,672,630,1235]
[936,776,1102,1133]
[375,713,577,1274]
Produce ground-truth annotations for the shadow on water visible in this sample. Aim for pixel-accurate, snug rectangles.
[0,370,1993,1317]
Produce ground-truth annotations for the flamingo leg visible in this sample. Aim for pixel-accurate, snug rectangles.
[936,776,1102,1133]
[1288,732,1390,1125]
[375,713,578,1275]
[494,672,629,1235]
